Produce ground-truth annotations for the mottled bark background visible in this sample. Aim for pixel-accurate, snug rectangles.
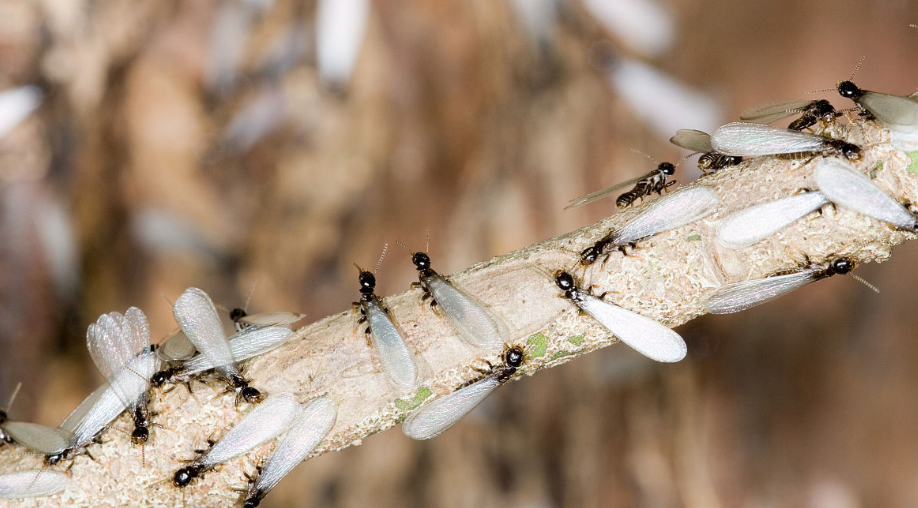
[1,0,917,507]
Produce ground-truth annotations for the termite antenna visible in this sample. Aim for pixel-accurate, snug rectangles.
[375,243,389,273]
[425,227,430,253]
[352,262,365,273]
[849,55,865,81]
[630,148,658,165]
[4,382,22,411]
[395,240,413,254]
[804,87,835,95]
[243,280,257,313]
[852,274,880,294]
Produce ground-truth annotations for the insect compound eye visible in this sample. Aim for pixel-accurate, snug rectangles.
[412,252,431,270]
[505,347,524,368]
[837,81,861,99]
[659,162,676,175]
[831,258,853,275]
[727,156,743,166]
[555,271,574,291]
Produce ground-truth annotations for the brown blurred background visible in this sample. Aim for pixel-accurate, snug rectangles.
[1,0,918,506]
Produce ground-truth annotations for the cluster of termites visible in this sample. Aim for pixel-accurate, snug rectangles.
[2,64,918,505]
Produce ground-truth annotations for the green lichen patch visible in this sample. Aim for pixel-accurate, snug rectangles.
[685,234,701,241]
[908,151,918,175]
[551,350,573,361]
[567,334,584,345]
[526,332,548,358]
[394,386,432,411]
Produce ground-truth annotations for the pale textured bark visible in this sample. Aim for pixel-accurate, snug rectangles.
[1,120,916,507]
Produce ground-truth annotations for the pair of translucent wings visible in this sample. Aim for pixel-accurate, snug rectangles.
[711,122,836,156]
[199,393,300,468]
[0,471,68,499]
[716,191,829,249]
[612,186,720,245]
[250,396,338,495]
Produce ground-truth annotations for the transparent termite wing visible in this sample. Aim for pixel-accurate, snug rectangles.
[181,326,295,376]
[554,272,686,362]
[581,186,720,264]
[0,471,68,499]
[704,258,854,314]
[173,287,262,402]
[564,162,676,210]
[669,129,742,173]
[230,309,306,332]
[814,158,918,232]
[710,122,861,160]
[86,307,156,443]
[716,191,830,249]
[402,346,524,440]
[402,246,507,352]
[48,350,160,463]
[354,253,419,391]
[243,396,338,507]
[157,330,197,362]
[739,99,840,131]
[172,393,300,488]
[1,422,72,455]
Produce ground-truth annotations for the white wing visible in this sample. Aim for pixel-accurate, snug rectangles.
[426,275,505,351]
[711,122,827,156]
[1,422,71,455]
[613,186,719,245]
[0,86,42,140]
[815,158,918,231]
[739,99,816,124]
[366,300,419,390]
[202,393,299,467]
[157,331,197,362]
[669,129,713,153]
[717,192,829,249]
[402,377,500,440]
[316,0,369,89]
[173,288,238,380]
[577,294,686,362]
[860,91,918,134]
[238,312,305,327]
[254,397,338,493]
[65,351,159,449]
[0,471,68,499]
[704,270,818,314]
[182,326,294,375]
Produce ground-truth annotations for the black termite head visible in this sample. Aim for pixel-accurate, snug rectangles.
[0,408,6,425]
[231,375,263,404]
[495,345,525,383]
[45,450,68,466]
[827,257,854,276]
[834,142,861,160]
[579,246,599,265]
[173,463,205,488]
[810,99,840,122]
[354,263,376,296]
[230,308,247,322]
[554,270,575,292]
[658,162,676,175]
[243,489,266,508]
[411,252,431,271]
[151,367,180,387]
[837,80,864,100]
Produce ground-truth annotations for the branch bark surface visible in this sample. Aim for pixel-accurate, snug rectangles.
[1,121,916,507]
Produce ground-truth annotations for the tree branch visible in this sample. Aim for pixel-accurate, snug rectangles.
[2,120,915,507]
